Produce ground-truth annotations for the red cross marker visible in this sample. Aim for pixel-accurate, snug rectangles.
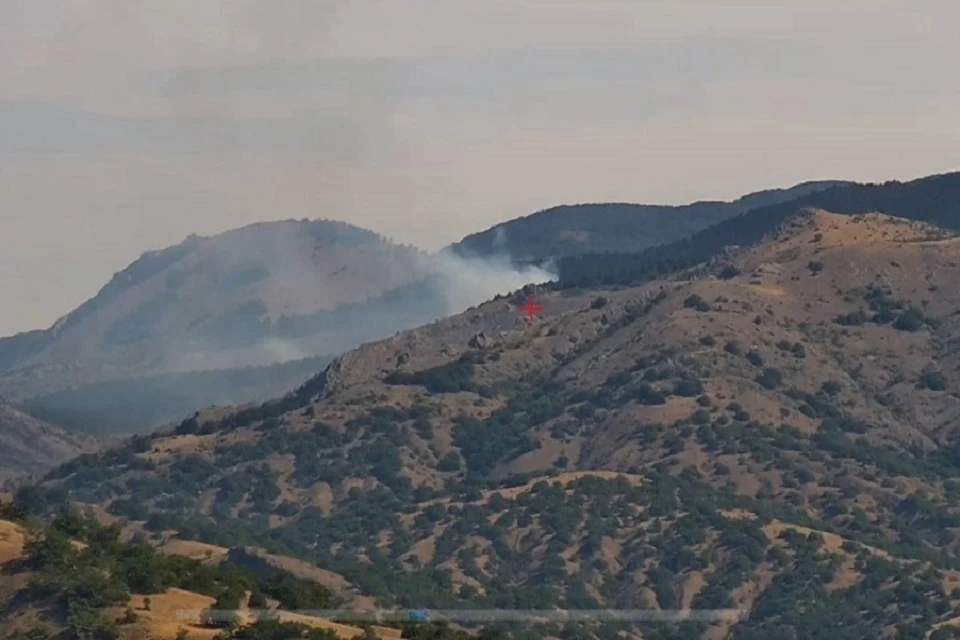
[518,294,545,321]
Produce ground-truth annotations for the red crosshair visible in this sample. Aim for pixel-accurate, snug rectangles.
[518,294,545,321]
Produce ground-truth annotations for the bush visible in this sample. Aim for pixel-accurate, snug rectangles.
[385,353,481,394]
[691,409,711,425]
[718,265,741,279]
[699,335,717,347]
[683,294,711,312]
[724,341,742,355]
[635,383,667,405]
[437,452,462,472]
[755,368,784,390]
[820,380,843,396]
[894,307,926,332]
[746,350,765,367]
[835,310,869,326]
[674,377,704,398]
[918,371,947,391]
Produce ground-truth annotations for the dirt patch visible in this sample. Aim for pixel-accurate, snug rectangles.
[119,588,221,640]
[0,519,26,565]
[680,571,705,609]
[246,548,352,592]
[159,539,229,564]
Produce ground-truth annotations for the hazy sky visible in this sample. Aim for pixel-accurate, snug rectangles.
[2,0,959,335]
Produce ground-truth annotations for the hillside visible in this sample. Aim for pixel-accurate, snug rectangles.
[0,401,95,481]
[556,171,960,289]
[0,220,430,402]
[0,502,463,640]
[0,219,550,445]
[450,180,846,263]
[18,355,333,438]
[30,209,960,638]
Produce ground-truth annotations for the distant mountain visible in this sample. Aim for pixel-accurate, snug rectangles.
[450,180,848,262]
[0,400,94,480]
[0,219,431,412]
[0,218,551,441]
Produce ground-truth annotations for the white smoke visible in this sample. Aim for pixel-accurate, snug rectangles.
[158,223,555,374]
[165,336,311,372]
[430,249,556,315]
[492,226,509,254]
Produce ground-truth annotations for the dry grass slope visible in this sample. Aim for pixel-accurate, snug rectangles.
[38,210,960,639]
[0,517,398,640]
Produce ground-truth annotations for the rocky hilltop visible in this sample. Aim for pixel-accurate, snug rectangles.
[33,209,960,639]
[0,219,432,404]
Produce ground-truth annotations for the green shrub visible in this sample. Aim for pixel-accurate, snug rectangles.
[385,353,482,394]
[894,308,926,332]
[755,368,784,390]
[820,380,843,396]
[683,294,711,312]
[674,377,704,398]
[918,371,947,391]
[718,265,741,279]
[438,452,462,472]
[835,310,869,326]
[691,409,711,425]
[635,383,667,406]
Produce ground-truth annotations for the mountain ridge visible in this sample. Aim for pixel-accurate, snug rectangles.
[0,219,420,391]
[27,204,960,638]
[555,171,960,289]
[0,219,551,451]
[450,180,849,263]
[8,178,853,452]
